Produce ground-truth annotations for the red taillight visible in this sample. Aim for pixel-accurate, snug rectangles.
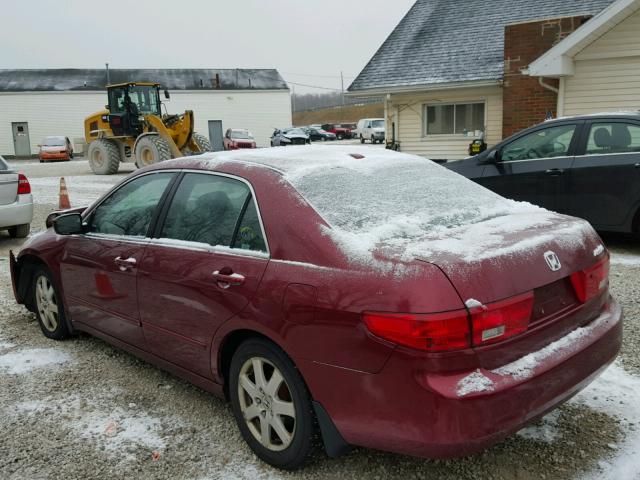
[469,292,534,346]
[362,311,471,352]
[17,173,31,195]
[570,256,610,303]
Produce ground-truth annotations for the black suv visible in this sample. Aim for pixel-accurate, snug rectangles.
[447,113,640,236]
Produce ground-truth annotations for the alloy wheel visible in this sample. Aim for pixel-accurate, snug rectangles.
[237,357,297,452]
[35,275,59,332]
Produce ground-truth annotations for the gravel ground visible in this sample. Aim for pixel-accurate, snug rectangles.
[0,159,639,480]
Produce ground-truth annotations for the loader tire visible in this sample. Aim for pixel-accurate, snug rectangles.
[191,132,212,153]
[135,135,172,168]
[88,139,121,175]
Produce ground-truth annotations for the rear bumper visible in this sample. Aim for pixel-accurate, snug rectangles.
[0,194,34,228]
[301,299,622,458]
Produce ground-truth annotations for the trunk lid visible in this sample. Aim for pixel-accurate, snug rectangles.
[0,171,18,205]
[419,215,603,306]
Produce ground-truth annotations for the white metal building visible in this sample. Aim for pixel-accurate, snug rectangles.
[0,68,292,156]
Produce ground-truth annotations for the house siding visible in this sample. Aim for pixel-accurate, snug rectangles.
[390,86,503,160]
[0,90,291,155]
[564,10,640,115]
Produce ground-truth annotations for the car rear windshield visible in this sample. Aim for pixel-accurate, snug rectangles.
[289,155,510,232]
[43,137,65,146]
[0,156,7,170]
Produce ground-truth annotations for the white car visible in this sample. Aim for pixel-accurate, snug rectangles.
[0,156,33,238]
[356,118,386,144]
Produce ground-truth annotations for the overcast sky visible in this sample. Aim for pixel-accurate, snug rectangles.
[1,0,415,94]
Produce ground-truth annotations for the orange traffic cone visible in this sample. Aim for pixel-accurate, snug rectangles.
[59,177,71,210]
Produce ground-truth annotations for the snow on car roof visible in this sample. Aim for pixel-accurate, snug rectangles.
[188,146,591,267]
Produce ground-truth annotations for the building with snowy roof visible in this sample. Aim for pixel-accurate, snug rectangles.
[0,68,291,156]
[348,0,640,160]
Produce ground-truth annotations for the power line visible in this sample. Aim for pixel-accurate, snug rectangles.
[282,71,356,79]
[286,81,342,92]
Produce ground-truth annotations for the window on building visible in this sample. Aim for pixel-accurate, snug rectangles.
[425,102,485,135]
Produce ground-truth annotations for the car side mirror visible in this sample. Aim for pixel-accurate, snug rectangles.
[485,150,500,163]
[164,89,170,99]
[53,213,85,235]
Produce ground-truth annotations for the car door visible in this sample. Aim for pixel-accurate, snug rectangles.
[567,119,640,229]
[478,123,580,213]
[60,172,176,346]
[137,172,269,378]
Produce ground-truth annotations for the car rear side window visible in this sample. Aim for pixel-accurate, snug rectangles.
[160,173,247,248]
[585,122,640,155]
[89,173,174,237]
[232,197,267,253]
[501,124,576,162]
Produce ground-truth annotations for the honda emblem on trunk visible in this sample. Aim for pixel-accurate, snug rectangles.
[544,251,562,272]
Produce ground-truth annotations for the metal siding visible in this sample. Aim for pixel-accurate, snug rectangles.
[0,90,291,155]
[392,86,503,160]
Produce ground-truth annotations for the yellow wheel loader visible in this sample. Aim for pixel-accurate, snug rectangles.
[83,82,212,175]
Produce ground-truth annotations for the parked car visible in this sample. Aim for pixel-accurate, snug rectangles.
[11,146,620,470]
[224,129,257,150]
[321,124,353,140]
[271,128,310,147]
[306,127,337,142]
[38,136,73,162]
[356,118,385,144]
[0,155,32,238]
[446,113,640,236]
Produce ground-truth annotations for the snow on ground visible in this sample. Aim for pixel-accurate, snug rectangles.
[0,347,72,374]
[12,394,175,463]
[610,252,640,267]
[517,410,561,443]
[573,363,640,480]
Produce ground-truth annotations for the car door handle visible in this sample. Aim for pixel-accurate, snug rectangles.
[212,271,245,288]
[114,256,137,271]
[545,168,565,176]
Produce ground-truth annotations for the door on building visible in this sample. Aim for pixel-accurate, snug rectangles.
[208,120,224,151]
[12,122,31,157]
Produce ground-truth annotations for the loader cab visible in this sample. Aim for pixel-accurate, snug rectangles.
[107,83,162,137]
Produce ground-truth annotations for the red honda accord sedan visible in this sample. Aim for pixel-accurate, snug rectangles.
[10,146,621,470]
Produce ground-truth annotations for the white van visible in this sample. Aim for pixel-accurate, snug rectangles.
[356,118,386,144]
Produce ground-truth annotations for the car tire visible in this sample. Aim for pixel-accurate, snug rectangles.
[229,338,317,470]
[360,135,365,144]
[371,136,375,144]
[31,267,71,340]
[134,135,172,168]
[88,139,121,175]
[337,134,343,140]
[191,132,212,153]
[8,223,30,238]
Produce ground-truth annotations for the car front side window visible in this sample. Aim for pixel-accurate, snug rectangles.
[88,173,175,237]
[501,124,577,162]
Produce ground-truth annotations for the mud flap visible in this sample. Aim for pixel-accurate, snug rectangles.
[313,401,351,458]
[9,250,21,304]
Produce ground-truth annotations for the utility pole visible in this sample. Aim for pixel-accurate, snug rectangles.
[340,71,345,107]
[105,63,110,86]
[292,84,296,113]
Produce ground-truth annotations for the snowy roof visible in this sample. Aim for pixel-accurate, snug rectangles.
[348,0,615,93]
[0,68,288,92]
